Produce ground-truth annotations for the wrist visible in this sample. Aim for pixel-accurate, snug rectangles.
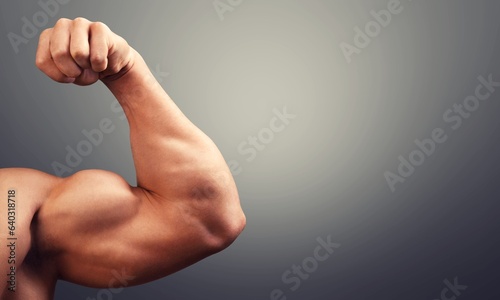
[101,48,161,109]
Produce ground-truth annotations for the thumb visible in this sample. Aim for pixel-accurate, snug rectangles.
[73,68,100,86]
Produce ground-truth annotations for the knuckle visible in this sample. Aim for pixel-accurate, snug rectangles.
[91,53,105,64]
[55,18,71,27]
[90,54,106,70]
[71,48,88,61]
[73,17,89,24]
[51,47,69,61]
[40,28,52,39]
[35,56,46,69]
[90,21,109,32]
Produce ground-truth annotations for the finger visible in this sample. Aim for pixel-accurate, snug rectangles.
[36,28,75,83]
[70,17,92,69]
[89,22,111,73]
[50,18,82,78]
[100,34,132,78]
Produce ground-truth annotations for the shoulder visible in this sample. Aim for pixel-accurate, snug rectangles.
[0,167,60,180]
[0,168,61,293]
[0,168,61,184]
[0,168,62,212]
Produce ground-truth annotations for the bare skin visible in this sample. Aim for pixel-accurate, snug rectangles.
[0,18,246,300]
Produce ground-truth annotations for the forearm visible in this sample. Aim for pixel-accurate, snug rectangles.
[101,48,231,199]
[102,48,192,140]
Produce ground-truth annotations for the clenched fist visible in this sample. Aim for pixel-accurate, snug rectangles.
[36,17,135,86]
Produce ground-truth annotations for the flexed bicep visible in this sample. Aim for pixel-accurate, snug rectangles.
[35,170,223,288]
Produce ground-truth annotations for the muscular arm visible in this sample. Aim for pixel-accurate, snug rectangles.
[34,18,245,287]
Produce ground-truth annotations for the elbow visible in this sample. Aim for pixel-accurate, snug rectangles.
[197,186,246,251]
[188,167,246,251]
[206,201,246,252]
[219,207,247,248]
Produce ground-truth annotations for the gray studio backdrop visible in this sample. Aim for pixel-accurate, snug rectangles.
[1,0,500,299]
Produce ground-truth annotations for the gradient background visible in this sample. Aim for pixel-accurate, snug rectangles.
[1,0,500,299]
